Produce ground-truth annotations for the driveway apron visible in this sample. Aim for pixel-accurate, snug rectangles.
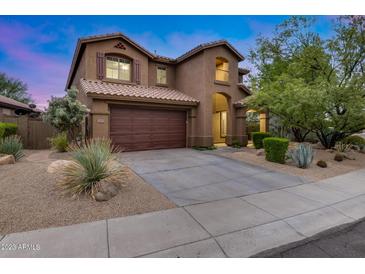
[120,148,308,206]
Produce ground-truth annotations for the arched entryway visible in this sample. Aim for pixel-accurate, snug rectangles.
[212,92,230,145]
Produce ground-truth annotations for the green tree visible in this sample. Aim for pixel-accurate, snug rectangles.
[0,72,33,104]
[43,88,88,144]
[247,16,365,148]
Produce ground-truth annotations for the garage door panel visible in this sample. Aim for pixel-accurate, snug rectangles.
[110,106,186,151]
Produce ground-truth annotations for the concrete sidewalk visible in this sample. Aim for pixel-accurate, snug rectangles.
[1,168,365,258]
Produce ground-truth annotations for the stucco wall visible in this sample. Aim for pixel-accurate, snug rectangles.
[148,62,176,89]
[69,37,248,148]
[175,52,207,146]
[84,38,150,86]
[176,46,248,146]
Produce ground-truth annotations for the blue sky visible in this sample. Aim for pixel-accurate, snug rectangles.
[0,16,335,108]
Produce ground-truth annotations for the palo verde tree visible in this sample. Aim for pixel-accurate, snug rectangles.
[247,16,365,148]
[0,72,33,104]
[43,88,88,145]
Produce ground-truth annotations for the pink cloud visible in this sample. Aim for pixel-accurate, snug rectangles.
[0,20,69,108]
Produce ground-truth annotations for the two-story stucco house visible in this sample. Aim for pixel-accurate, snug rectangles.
[65,32,252,151]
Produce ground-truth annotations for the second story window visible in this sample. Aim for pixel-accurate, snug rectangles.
[156,66,167,85]
[215,57,229,82]
[106,56,131,81]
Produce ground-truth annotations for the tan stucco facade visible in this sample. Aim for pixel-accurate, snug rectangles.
[67,33,251,149]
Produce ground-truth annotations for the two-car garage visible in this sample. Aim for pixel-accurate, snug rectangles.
[110,105,187,151]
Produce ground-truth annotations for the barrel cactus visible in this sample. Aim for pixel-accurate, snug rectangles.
[289,143,314,169]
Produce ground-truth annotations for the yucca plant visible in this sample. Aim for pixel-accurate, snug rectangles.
[0,135,24,160]
[289,143,314,169]
[57,138,124,198]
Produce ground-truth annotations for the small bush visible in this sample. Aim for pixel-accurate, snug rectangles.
[0,122,17,137]
[343,135,365,146]
[335,141,351,153]
[57,138,124,198]
[252,132,271,149]
[49,132,68,152]
[317,160,327,168]
[0,135,24,160]
[334,153,344,162]
[263,137,289,164]
[0,126,4,139]
[231,139,242,148]
[289,143,314,169]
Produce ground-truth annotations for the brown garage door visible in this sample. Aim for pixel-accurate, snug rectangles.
[110,105,187,151]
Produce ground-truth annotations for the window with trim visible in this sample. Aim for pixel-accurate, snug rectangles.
[156,66,167,85]
[106,56,131,81]
[215,57,229,82]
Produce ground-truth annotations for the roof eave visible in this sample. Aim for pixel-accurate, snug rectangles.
[238,84,252,95]
[86,92,199,106]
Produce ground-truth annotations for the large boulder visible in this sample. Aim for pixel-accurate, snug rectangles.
[0,155,16,165]
[47,160,73,174]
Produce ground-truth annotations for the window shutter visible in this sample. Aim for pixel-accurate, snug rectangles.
[96,52,105,80]
[133,59,141,84]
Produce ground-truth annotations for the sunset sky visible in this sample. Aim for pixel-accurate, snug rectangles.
[0,15,335,108]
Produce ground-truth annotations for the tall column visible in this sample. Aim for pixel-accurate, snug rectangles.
[259,111,269,133]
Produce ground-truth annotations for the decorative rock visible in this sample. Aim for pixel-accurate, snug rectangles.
[334,153,344,162]
[94,191,110,202]
[317,160,327,168]
[256,149,265,156]
[94,179,120,201]
[47,160,73,173]
[105,183,119,197]
[0,155,16,165]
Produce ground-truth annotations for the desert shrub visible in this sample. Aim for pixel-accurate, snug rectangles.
[57,138,124,198]
[0,135,24,160]
[263,137,289,164]
[231,139,242,148]
[49,132,68,152]
[335,141,352,153]
[252,132,271,149]
[289,143,314,169]
[0,122,17,137]
[0,126,4,139]
[343,135,365,146]
[317,160,327,168]
[334,153,344,162]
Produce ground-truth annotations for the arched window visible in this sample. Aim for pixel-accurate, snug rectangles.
[215,57,229,82]
[105,55,132,81]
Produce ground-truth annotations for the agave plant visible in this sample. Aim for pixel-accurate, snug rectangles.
[289,143,314,169]
[0,135,24,160]
[57,138,124,198]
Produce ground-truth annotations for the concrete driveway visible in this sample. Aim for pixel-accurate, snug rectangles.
[120,148,308,206]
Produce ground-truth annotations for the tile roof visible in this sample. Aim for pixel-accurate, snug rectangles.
[176,40,244,62]
[79,79,199,105]
[0,95,32,110]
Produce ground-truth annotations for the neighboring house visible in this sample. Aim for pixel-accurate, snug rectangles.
[66,32,253,151]
[0,95,40,117]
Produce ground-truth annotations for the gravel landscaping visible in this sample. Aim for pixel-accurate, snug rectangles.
[0,150,175,235]
[213,144,365,182]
